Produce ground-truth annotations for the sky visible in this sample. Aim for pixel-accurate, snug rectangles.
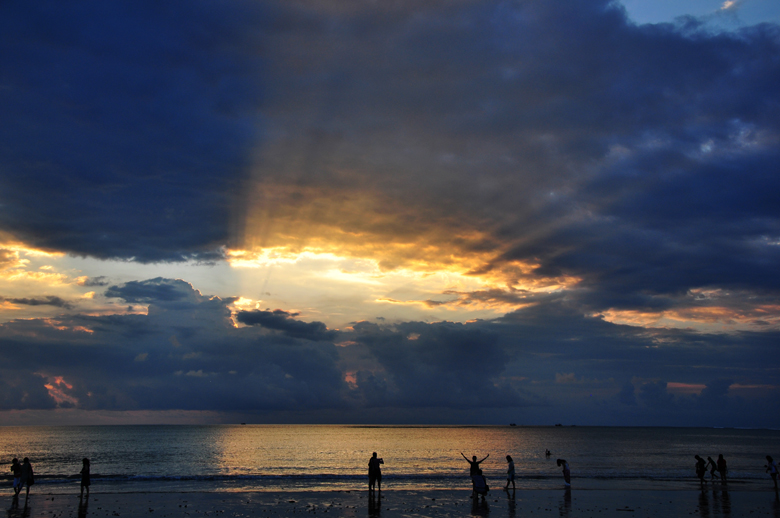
[0,0,779,427]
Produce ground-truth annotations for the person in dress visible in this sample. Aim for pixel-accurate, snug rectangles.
[80,458,90,498]
[716,454,728,483]
[368,452,384,492]
[19,458,33,498]
[766,455,778,489]
[504,455,515,490]
[10,458,22,496]
[556,459,571,486]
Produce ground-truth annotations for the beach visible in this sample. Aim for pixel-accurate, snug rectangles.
[8,487,780,518]
[4,425,780,516]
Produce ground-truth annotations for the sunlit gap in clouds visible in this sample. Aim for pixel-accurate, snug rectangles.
[225,244,579,328]
[599,288,780,333]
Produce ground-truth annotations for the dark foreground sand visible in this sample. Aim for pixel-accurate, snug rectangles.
[7,488,780,518]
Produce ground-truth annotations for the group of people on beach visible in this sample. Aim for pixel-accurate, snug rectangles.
[8,457,90,500]
[10,451,780,498]
[694,454,728,486]
[367,450,571,499]
[459,452,570,499]
[367,450,780,495]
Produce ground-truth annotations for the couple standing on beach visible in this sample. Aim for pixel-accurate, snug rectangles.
[9,457,90,499]
[10,458,33,499]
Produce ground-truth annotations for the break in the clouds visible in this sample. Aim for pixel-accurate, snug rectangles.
[0,0,778,425]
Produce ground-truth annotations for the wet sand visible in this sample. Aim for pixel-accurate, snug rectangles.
[6,487,780,518]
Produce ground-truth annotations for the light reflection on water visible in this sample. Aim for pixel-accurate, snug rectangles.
[0,425,778,493]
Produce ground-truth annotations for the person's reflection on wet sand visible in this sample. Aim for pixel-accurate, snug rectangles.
[558,487,571,518]
[77,497,89,518]
[773,489,780,518]
[711,487,722,517]
[698,488,710,518]
[720,487,731,518]
[6,496,30,518]
[504,487,516,518]
[367,491,380,518]
[470,493,489,517]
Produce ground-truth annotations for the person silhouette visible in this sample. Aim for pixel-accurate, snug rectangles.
[368,452,384,492]
[504,455,515,490]
[706,456,718,480]
[19,458,33,499]
[767,455,778,489]
[462,453,489,497]
[556,459,571,486]
[717,454,727,483]
[695,455,707,486]
[461,453,489,476]
[11,458,22,496]
[472,468,489,501]
[80,458,90,498]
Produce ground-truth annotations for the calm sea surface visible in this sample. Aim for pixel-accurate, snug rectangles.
[1,426,778,493]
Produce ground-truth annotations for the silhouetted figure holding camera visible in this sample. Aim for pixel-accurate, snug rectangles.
[368,452,384,492]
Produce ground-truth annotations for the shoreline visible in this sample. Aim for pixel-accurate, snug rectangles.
[8,487,780,518]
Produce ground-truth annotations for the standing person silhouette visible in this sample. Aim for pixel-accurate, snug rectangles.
[766,455,778,489]
[504,455,515,490]
[80,458,90,498]
[19,457,33,499]
[461,453,489,476]
[717,454,728,483]
[10,458,22,496]
[368,452,384,492]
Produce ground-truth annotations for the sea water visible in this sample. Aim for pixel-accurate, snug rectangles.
[0,425,777,493]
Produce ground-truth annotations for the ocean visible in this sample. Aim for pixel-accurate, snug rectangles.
[1,425,778,494]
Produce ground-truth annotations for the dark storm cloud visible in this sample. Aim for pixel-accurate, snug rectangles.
[345,320,528,409]
[2,0,778,316]
[0,296,72,309]
[0,0,266,261]
[1,0,779,426]
[0,277,776,425]
[336,297,780,425]
[248,0,780,315]
[0,278,345,412]
[237,309,337,341]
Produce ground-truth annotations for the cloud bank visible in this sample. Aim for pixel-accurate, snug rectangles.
[0,0,778,425]
[0,278,775,426]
